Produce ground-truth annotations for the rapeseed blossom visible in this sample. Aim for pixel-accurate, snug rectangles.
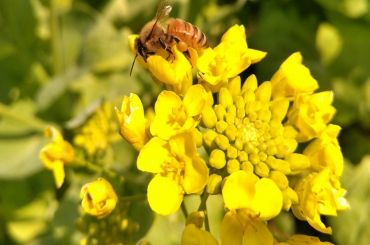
[39,126,74,188]
[80,178,118,218]
[111,23,349,244]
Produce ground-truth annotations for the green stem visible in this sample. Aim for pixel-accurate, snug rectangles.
[198,192,209,212]
[181,201,189,218]
[50,0,62,75]
[118,194,147,202]
[198,192,210,232]
[0,103,51,132]
[73,158,125,182]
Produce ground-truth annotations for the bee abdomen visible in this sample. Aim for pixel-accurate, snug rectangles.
[167,18,209,49]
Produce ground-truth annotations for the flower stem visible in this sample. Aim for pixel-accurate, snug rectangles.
[73,158,125,182]
[118,194,147,202]
[198,192,210,232]
[181,201,189,218]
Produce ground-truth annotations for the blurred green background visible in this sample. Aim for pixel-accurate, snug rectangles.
[1,0,370,244]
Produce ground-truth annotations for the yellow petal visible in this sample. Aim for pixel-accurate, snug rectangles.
[183,84,207,117]
[251,178,283,220]
[169,131,196,158]
[244,221,273,245]
[223,171,256,210]
[52,160,65,188]
[183,156,209,194]
[147,173,184,215]
[137,137,170,173]
[220,212,244,245]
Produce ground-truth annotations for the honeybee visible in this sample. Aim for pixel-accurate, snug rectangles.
[130,0,209,75]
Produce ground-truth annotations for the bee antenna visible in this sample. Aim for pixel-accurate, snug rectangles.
[130,54,138,76]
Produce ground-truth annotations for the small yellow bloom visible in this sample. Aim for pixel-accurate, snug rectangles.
[197,25,266,93]
[115,93,151,151]
[39,126,74,188]
[220,171,283,245]
[275,234,333,245]
[292,168,349,234]
[150,84,208,140]
[137,131,208,215]
[80,178,118,218]
[73,102,120,156]
[271,52,319,100]
[304,124,343,176]
[286,91,336,142]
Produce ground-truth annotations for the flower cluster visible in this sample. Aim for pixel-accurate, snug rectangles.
[122,24,349,244]
[38,23,349,245]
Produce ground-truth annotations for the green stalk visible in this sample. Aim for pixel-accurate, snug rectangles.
[73,158,125,182]
[0,102,50,132]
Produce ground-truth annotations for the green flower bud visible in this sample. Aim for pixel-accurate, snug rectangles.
[227,159,240,174]
[209,149,226,169]
[206,174,222,194]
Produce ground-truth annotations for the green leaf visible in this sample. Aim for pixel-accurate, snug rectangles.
[329,157,370,245]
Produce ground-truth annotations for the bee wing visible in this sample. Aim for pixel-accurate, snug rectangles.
[154,0,172,25]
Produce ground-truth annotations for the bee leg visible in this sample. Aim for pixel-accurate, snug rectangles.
[159,38,173,60]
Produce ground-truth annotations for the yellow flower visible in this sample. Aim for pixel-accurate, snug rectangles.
[181,211,219,245]
[304,124,343,176]
[80,178,118,218]
[137,131,208,215]
[128,34,195,95]
[39,126,74,188]
[275,235,333,245]
[197,25,266,93]
[286,91,336,142]
[271,52,319,100]
[150,84,208,140]
[73,102,120,156]
[291,168,349,234]
[220,170,283,245]
[115,93,151,151]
